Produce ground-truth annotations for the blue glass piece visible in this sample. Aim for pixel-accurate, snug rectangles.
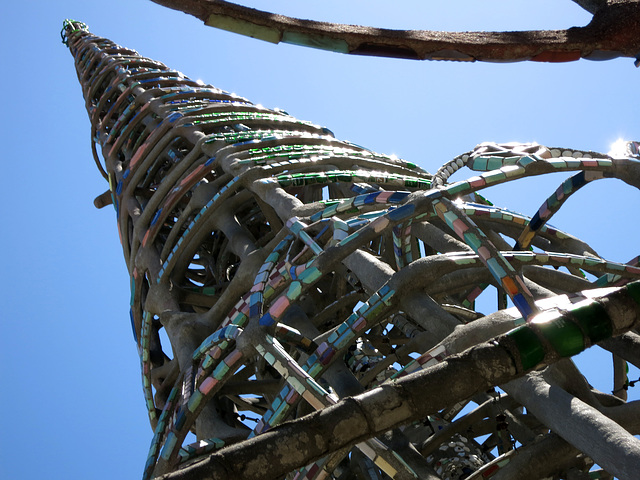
[353,194,367,207]
[167,111,182,123]
[150,209,162,227]
[364,192,378,204]
[129,308,137,342]
[174,410,188,430]
[571,171,586,188]
[259,312,275,326]
[424,189,443,200]
[512,293,534,319]
[262,409,273,424]
[388,191,410,203]
[336,323,349,335]
[249,302,261,318]
[388,203,415,221]
[529,215,543,230]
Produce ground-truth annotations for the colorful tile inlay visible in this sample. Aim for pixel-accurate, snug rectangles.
[64,21,640,480]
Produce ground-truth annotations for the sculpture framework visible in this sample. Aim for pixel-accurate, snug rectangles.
[62,18,640,480]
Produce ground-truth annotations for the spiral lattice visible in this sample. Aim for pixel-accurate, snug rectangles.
[63,19,640,480]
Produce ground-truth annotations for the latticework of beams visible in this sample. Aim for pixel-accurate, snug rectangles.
[63,19,640,480]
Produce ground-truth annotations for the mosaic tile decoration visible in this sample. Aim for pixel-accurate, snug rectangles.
[63,20,640,480]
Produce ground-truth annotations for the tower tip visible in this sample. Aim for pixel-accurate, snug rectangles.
[61,19,89,46]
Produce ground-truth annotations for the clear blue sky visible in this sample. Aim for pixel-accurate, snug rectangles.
[1,1,638,479]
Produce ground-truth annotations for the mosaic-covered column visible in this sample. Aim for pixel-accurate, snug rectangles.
[63,19,640,480]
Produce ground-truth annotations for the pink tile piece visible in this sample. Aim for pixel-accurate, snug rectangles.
[269,295,290,318]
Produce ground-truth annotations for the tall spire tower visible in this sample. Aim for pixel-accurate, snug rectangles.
[63,20,640,480]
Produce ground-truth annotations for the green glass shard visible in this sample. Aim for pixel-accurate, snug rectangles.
[506,326,544,370]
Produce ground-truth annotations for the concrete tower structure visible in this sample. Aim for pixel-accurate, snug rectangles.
[63,19,640,480]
